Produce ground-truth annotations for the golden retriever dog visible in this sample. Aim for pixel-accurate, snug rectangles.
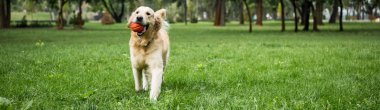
[128,6,169,101]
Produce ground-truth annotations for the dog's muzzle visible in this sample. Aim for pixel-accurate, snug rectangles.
[137,24,149,37]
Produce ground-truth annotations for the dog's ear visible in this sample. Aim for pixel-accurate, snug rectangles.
[154,9,166,31]
[154,17,161,31]
[154,9,166,20]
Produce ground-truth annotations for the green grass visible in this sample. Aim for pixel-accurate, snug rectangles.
[11,12,52,21]
[1,22,380,109]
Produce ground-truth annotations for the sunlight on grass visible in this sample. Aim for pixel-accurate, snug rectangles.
[0,22,380,109]
[11,12,51,21]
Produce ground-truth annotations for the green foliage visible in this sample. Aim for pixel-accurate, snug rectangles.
[277,2,282,16]
[0,22,380,109]
[166,3,179,23]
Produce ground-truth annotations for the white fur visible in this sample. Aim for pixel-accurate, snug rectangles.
[128,6,169,101]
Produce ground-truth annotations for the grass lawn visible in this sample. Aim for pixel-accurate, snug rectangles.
[0,22,380,109]
[11,12,52,21]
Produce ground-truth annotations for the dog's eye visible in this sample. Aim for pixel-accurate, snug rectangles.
[146,12,151,15]
[136,11,139,14]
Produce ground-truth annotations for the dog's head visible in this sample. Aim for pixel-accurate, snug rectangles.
[128,6,166,37]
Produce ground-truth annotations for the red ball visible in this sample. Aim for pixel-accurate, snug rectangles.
[129,22,144,32]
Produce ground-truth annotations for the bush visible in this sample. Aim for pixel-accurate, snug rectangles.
[101,12,115,25]
[191,17,198,23]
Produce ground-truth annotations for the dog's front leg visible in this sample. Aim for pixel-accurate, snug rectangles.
[132,68,143,92]
[142,70,150,91]
[149,68,163,101]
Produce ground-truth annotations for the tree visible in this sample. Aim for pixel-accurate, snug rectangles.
[280,0,285,31]
[365,0,380,20]
[329,0,338,23]
[302,0,311,31]
[241,0,252,32]
[23,0,39,20]
[176,0,188,25]
[239,0,244,25]
[291,0,305,25]
[214,0,225,26]
[183,0,188,25]
[255,0,263,26]
[315,0,324,25]
[57,0,67,30]
[0,0,11,28]
[265,0,279,20]
[373,0,380,17]
[339,0,343,31]
[101,0,125,23]
[311,1,319,31]
[356,0,364,20]
[290,0,298,32]
[74,0,85,29]
[47,0,59,21]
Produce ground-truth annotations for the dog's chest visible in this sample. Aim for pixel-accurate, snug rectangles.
[131,47,154,68]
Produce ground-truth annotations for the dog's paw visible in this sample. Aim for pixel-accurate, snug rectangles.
[149,90,160,101]
[135,88,144,92]
[143,85,149,91]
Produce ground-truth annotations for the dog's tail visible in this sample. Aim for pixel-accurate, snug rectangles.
[155,9,169,31]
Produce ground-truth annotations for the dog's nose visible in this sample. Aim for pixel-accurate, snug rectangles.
[136,16,143,22]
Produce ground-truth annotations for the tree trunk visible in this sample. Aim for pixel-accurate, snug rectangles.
[75,0,84,29]
[280,0,285,32]
[315,0,324,25]
[329,0,338,23]
[57,0,66,30]
[221,0,225,25]
[214,0,225,26]
[368,9,374,20]
[367,3,376,20]
[255,0,263,26]
[291,0,298,32]
[118,0,125,22]
[242,0,252,32]
[339,0,343,31]
[0,0,11,28]
[311,3,319,31]
[352,4,355,20]
[297,6,304,25]
[361,6,365,20]
[101,0,124,23]
[239,0,244,25]
[356,1,361,20]
[272,10,277,20]
[302,0,311,31]
[113,17,122,23]
[0,0,5,28]
[214,0,221,26]
[184,0,187,25]
[5,0,10,28]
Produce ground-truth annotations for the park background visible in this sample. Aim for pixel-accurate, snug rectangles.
[1,0,380,109]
